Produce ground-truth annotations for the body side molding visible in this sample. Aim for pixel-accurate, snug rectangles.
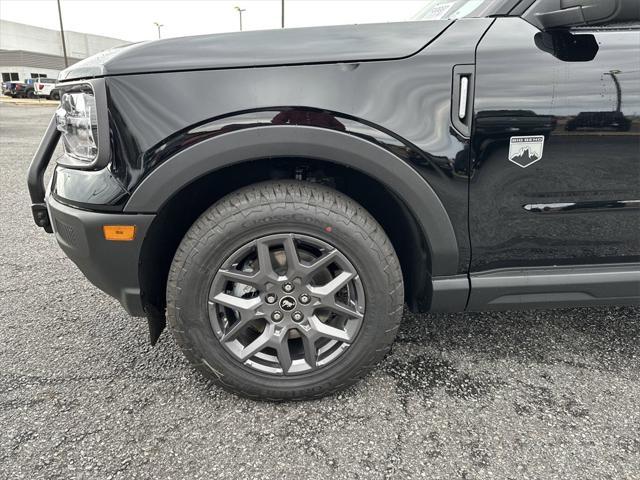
[467,263,640,310]
[124,125,460,277]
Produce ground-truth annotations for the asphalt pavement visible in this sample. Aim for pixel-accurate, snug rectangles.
[1,102,639,479]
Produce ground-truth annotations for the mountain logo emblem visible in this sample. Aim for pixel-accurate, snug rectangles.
[508,135,545,168]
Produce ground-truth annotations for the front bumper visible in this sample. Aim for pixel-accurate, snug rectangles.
[28,113,156,317]
[47,195,155,316]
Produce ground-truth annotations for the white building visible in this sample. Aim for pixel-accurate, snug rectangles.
[0,19,128,82]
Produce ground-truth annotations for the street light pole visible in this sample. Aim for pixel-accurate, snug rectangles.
[153,22,164,39]
[56,0,68,68]
[235,6,246,31]
[281,0,285,28]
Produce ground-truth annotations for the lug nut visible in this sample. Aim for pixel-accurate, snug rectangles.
[271,311,283,322]
[299,293,310,305]
[292,311,304,322]
[265,293,277,304]
[282,282,294,293]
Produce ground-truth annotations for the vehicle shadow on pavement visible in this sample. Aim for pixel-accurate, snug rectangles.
[396,305,639,363]
[381,305,639,403]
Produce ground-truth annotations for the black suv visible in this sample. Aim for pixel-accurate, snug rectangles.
[28,0,639,400]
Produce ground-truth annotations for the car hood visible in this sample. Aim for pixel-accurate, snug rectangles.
[58,20,452,81]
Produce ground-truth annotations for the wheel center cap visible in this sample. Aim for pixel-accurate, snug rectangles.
[279,296,297,311]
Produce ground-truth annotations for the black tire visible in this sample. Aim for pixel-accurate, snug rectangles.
[166,181,404,400]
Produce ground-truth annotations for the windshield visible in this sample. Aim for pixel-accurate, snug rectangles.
[412,0,506,20]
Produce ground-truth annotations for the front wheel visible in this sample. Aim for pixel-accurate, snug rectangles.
[166,181,404,400]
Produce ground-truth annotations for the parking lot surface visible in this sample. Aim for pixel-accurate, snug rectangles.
[1,102,639,479]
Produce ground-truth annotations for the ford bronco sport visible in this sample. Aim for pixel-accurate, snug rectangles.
[28,0,639,400]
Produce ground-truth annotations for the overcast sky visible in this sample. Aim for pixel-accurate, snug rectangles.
[0,0,429,42]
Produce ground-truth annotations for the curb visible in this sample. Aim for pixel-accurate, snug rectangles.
[0,97,59,106]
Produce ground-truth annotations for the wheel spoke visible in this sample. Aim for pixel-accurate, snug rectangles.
[239,330,271,361]
[220,317,251,342]
[275,335,293,374]
[301,334,318,368]
[308,315,352,343]
[256,238,277,279]
[325,300,364,320]
[283,235,340,281]
[218,268,262,288]
[283,235,304,278]
[210,292,261,317]
[308,270,355,298]
[305,249,339,276]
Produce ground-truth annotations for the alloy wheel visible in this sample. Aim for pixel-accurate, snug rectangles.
[208,233,366,375]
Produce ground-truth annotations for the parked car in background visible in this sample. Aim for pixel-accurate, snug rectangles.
[49,88,61,101]
[2,78,57,99]
[2,81,26,98]
[33,78,58,99]
[21,79,38,99]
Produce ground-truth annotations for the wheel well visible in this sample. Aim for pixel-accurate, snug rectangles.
[139,157,433,321]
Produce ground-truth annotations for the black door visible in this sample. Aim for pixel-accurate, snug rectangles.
[469,17,639,273]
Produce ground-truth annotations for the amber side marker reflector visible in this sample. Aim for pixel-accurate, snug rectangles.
[103,225,136,241]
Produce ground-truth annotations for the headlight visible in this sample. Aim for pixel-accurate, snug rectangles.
[55,89,98,162]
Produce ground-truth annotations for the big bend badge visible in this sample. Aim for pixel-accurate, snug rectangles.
[508,135,545,168]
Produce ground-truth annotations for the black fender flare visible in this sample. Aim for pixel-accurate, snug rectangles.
[124,125,459,276]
